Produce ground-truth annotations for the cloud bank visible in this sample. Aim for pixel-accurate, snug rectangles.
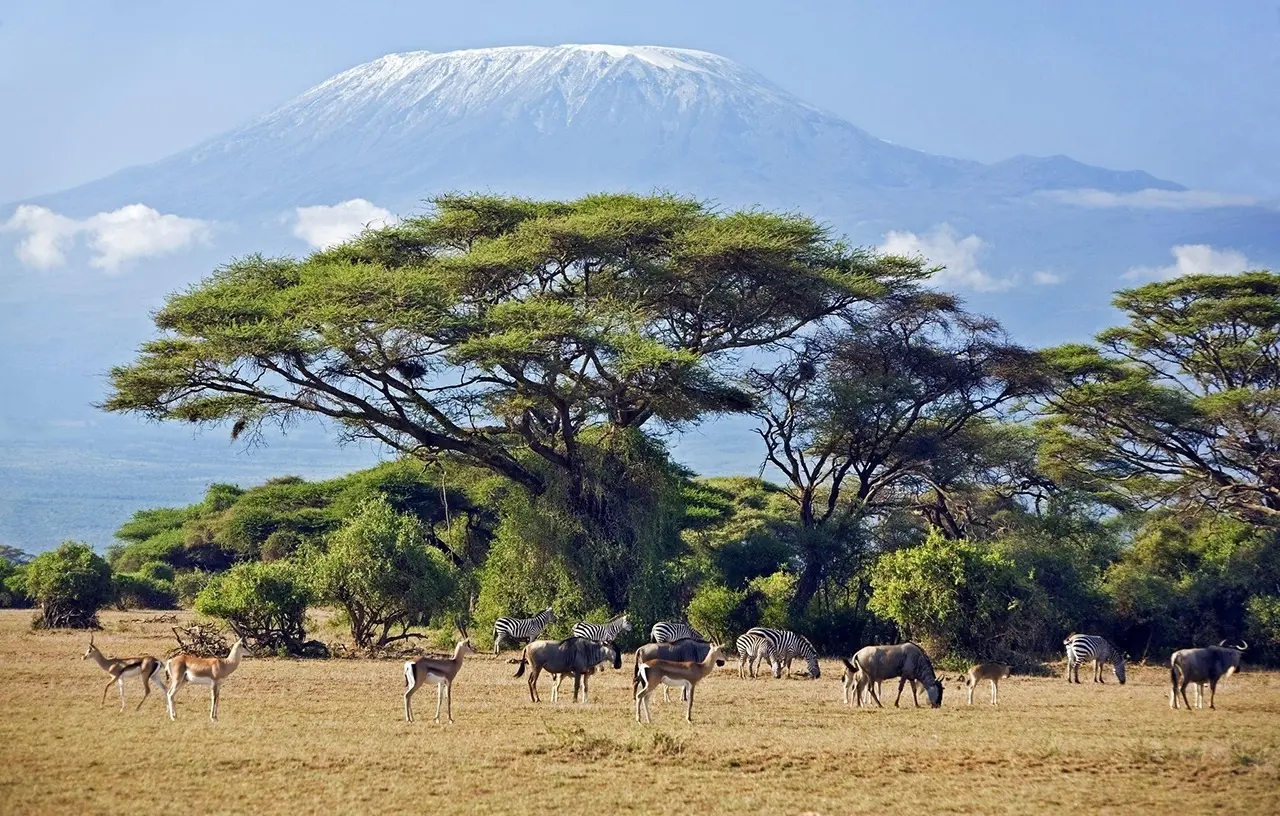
[3,204,211,271]
[878,224,1015,292]
[1124,244,1254,281]
[1043,188,1260,210]
[292,199,397,250]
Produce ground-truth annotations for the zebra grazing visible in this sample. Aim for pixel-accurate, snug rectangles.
[493,607,557,654]
[745,627,821,679]
[571,614,632,644]
[1064,633,1126,685]
[650,621,704,644]
[735,632,775,679]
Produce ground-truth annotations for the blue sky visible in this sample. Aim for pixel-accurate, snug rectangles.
[1,1,1276,202]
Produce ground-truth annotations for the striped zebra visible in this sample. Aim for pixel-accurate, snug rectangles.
[746,627,821,679]
[650,621,704,644]
[1064,633,1126,684]
[735,632,776,679]
[570,613,632,643]
[492,607,557,654]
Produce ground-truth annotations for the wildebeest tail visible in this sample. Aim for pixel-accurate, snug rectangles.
[841,657,856,673]
[514,647,529,678]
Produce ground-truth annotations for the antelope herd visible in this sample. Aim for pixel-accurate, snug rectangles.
[78,617,1254,724]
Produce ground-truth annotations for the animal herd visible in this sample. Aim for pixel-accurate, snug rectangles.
[79,611,1253,724]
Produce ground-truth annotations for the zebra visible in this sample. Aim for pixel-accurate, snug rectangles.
[745,627,821,679]
[735,631,777,679]
[570,613,632,644]
[650,621,704,644]
[1064,633,1126,684]
[492,607,557,654]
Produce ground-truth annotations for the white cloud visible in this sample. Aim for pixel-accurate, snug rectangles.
[878,224,1015,292]
[292,199,397,250]
[1042,188,1260,210]
[1032,270,1063,286]
[1124,244,1253,281]
[2,203,211,272]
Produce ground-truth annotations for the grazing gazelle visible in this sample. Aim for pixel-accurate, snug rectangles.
[82,635,167,712]
[403,639,477,723]
[635,643,726,723]
[960,662,1011,706]
[165,637,251,721]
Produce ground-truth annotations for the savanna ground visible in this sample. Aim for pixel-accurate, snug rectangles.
[1,611,1278,815]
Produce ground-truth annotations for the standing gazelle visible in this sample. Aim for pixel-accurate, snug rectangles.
[960,662,1011,706]
[165,637,251,721]
[403,639,477,723]
[82,635,167,712]
[635,643,726,723]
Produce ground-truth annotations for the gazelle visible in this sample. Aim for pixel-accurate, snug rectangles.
[82,635,167,712]
[165,637,251,721]
[403,639,477,723]
[635,643,726,723]
[960,662,1011,706]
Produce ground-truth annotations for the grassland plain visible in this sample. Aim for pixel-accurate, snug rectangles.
[1,611,1278,815]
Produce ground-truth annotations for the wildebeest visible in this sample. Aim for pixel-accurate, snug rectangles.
[514,637,621,703]
[633,638,721,702]
[845,642,944,708]
[1170,640,1247,710]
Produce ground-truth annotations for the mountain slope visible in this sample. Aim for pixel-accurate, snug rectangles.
[27,45,1179,219]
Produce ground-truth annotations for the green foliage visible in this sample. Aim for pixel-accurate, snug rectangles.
[686,583,750,643]
[747,571,797,629]
[173,570,211,607]
[24,542,114,628]
[0,560,31,608]
[869,530,1023,656]
[104,194,923,497]
[195,560,312,654]
[112,572,178,610]
[1041,271,1280,524]
[306,496,459,649]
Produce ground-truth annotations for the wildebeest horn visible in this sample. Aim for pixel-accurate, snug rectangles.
[1236,639,1248,651]
[1219,639,1229,647]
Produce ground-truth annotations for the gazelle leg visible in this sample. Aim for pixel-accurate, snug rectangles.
[434,682,443,723]
[447,682,454,723]
[967,683,974,705]
[685,684,695,723]
[102,678,115,707]
[116,679,127,712]
[210,683,219,721]
[991,680,998,706]
[136,675,151,711]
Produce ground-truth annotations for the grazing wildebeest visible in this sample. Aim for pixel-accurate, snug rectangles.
[633,638,722,702]
[635,644,727,723]
[960,662,1011,706]
[847,642,944,708]
[1170,640,1247,711]
[514,637,621,703]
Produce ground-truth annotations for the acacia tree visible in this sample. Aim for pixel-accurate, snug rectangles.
[104,193,923,510]
[749,293,1042,616]
[1040,271,1280,523]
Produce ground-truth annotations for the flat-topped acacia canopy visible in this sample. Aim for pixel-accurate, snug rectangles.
[103,193,926,492]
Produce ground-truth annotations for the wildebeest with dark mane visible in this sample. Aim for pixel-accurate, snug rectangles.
[514,637,621,703]
[845,642,944,708]
[1170,640,1247,710]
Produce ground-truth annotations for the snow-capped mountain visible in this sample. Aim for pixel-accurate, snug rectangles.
[4,44,1278,553]
[28,45,1179,219]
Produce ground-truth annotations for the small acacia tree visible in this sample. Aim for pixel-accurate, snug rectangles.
[24,542,113,628]
[307,496,458,650]
[195,560,311,654]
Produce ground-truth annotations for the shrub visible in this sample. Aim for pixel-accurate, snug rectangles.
[195,560,312,654]
[173,570,212,607]
[686,583,750,643]
[0,561,31,608]
[113,572,178,609]
[306,497,458,649]
[24,542,114,628]
[138,561,176,582]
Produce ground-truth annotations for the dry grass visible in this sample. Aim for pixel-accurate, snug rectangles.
[2,610,1279,815]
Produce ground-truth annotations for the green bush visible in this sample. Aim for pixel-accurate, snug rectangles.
[173,570,212,607]
[195,560,312,654]
[24,542,114,628]
[306,497,459,649]
[0,561,31,608]
[138,561,176,582]
[686,583,750,643]
[112,572,178,610]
